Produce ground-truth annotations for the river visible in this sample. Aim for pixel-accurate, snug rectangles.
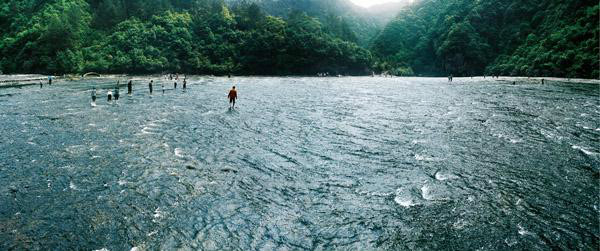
[0,76,598,251]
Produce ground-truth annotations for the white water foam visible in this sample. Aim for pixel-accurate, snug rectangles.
[152,208,164,223]
[421,185,434,200]
[517,224,533,236]
[452,219,468,230]
[505,237,518,247]
[174,148,184,158]
[494,133,522,144]
[435,172,458,181]
[202,111,214,116]
[509,139,523,144]
[415,154,435,162]
[141,122,160,135]
[572,145,597,156]
[394,187,419,208]
[141,126,155,134]
[411,139,427,144]
[394,196,417,208]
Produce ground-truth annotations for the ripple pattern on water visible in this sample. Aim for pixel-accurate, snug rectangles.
[0,77,598,251]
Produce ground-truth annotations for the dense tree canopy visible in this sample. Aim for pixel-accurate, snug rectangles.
[227,0,383,46]
[0,0,372,75]
[0,0,597,78]
[372,0,599,79]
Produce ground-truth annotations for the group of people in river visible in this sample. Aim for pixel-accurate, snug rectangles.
[91,76,189,103]
[39,76,53,88]
[146,78,188,95]
[87,75,239,109]
[445,74,547,86]
[448,75,503,82]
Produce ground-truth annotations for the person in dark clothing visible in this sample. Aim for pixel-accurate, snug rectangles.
[174,81,177,89]
[107,90,113,101]
[228,86,238,109]
[183,79,187,89]
[149,80,153,94]
[114,87,120,100]
[128,80,133,94]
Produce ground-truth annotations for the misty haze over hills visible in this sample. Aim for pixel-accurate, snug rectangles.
[364,1,410,23]
[224,0,411,45]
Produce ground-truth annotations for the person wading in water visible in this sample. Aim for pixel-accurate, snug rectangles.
[228,86,238,109]
[91,88,97,103]
[114,86,120,100]
[114,81,120,101]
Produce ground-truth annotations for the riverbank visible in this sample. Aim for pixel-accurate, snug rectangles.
[492,76,600,85]
[0,74,49,87]
[1,74,598,88]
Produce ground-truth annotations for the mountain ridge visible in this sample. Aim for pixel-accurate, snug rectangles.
[371,0,599,78]
[224,0,406,45]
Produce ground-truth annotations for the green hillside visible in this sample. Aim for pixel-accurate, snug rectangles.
[0,0,372,75]
[1,0,597,78]
[372,0,599,78]
[226,0,387,46]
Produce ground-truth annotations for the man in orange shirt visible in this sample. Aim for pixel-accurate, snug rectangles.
[228,86,238,109]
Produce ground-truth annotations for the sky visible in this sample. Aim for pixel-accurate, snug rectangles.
[349,0,406,8]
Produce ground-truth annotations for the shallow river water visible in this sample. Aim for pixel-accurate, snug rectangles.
[0,77,598,251]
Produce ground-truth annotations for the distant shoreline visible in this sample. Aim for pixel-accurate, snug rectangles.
[0,74,598,88]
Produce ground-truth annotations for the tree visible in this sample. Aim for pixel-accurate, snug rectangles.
[372,0,599,78]
[0,0,91,73]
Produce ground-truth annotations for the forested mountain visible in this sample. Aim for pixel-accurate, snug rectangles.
[0,0,372,75]
[225,0,386,46]
[0,0,597,78]
[372,0,599,78]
